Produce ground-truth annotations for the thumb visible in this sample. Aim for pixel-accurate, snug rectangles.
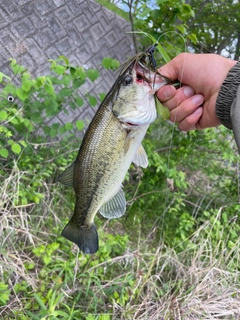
[157,53,191,81]
[157,59,179,81]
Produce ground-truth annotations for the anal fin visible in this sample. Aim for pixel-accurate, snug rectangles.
[55,162,74,188]
[133,144,148,168]
[99,188,126,219]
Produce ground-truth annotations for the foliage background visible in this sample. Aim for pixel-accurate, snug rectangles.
[1,0,240,319]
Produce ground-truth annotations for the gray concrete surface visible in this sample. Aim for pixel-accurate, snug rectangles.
[0,0,135,128]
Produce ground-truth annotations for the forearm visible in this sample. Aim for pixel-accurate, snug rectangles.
[216,60,240,129]
[216,60,240,152]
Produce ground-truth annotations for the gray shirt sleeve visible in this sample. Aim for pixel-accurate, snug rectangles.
[216,60,240,152]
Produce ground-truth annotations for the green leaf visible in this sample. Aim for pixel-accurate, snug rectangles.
[0,72,11,82]
[0,148,9,158]
[182,4,192,14]
[19,140,27,147]
[49,76,62,85]
[99,93,106,102]
[22,72,30,80]
[111,59,120,69]
[49,129,58,138]
[134,31,170,63]
[190,9,195,18]
[65,122,73,130]
[43,126,51,136]
[16,88,28,101]
[176,24,187,34]
[7,139,14,145]
[50,59,57,69]
[31,112,42,124]
[72,79,85,89]
[59,126,67,134]
[187,33,198,44]
[31,100,42,111]
[3,83,16,95]
[69,101,76,110]
[156,0,168,4]
[9,58,16,67]
[35,76,46,87]
[33,293,47,310]
[58,55,70,65]
[76,120,84,131]
[51,123,60,130]
[141,6,152,17]
[54,65,66,75]
[87,69,99,82]
[10,117,19,125]
[102,57,112,69]
[75,67,86,79]
[0,110,7,121]
[12,63,25,75]
[44,83,55,95]
[102,57,120,70]
[26,311,40,320]
[75,97,84,107]
[23,119,30,128]
[54,310,69,317]
[11,143,21,154]
[151,9,161,19]
[22,80,32,92]
[155,97,170,120]
[58,87,72,98]
[88,95,97,107]
[62,74,72,86]
[0,289,10,305]
[45,100,59,117]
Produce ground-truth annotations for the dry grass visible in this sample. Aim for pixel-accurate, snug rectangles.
[1,166,240,319]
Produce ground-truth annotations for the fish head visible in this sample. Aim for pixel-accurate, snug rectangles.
[112,61,168,128]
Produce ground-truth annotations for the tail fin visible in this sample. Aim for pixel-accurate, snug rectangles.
[61,222,99,254]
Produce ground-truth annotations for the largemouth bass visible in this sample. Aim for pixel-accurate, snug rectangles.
[56,48,169,254]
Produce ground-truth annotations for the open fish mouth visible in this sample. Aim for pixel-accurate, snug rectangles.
[112,57,168,127]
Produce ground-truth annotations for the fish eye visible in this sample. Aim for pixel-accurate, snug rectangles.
[8,95,15,102]
[122,75,133,86]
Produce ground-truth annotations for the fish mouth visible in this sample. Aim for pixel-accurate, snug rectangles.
[126,122,138,127]
[120,121,139,130]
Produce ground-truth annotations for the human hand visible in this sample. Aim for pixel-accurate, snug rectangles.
[156,53,237,130]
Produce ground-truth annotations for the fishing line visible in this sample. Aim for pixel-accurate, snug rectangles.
[154,31,188,240]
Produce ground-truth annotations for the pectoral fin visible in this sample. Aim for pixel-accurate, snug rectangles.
[124,133,132,155]
[55,162,74,188]
[99,188,126,219]
[133,144,148,168]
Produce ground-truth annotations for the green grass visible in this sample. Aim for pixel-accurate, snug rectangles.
[1,145,240,319]
[1,53,240,319]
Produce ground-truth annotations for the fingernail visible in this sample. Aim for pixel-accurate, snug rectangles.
[191,94,204,105]
[163,85,175,98]
[183,86,195,97]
